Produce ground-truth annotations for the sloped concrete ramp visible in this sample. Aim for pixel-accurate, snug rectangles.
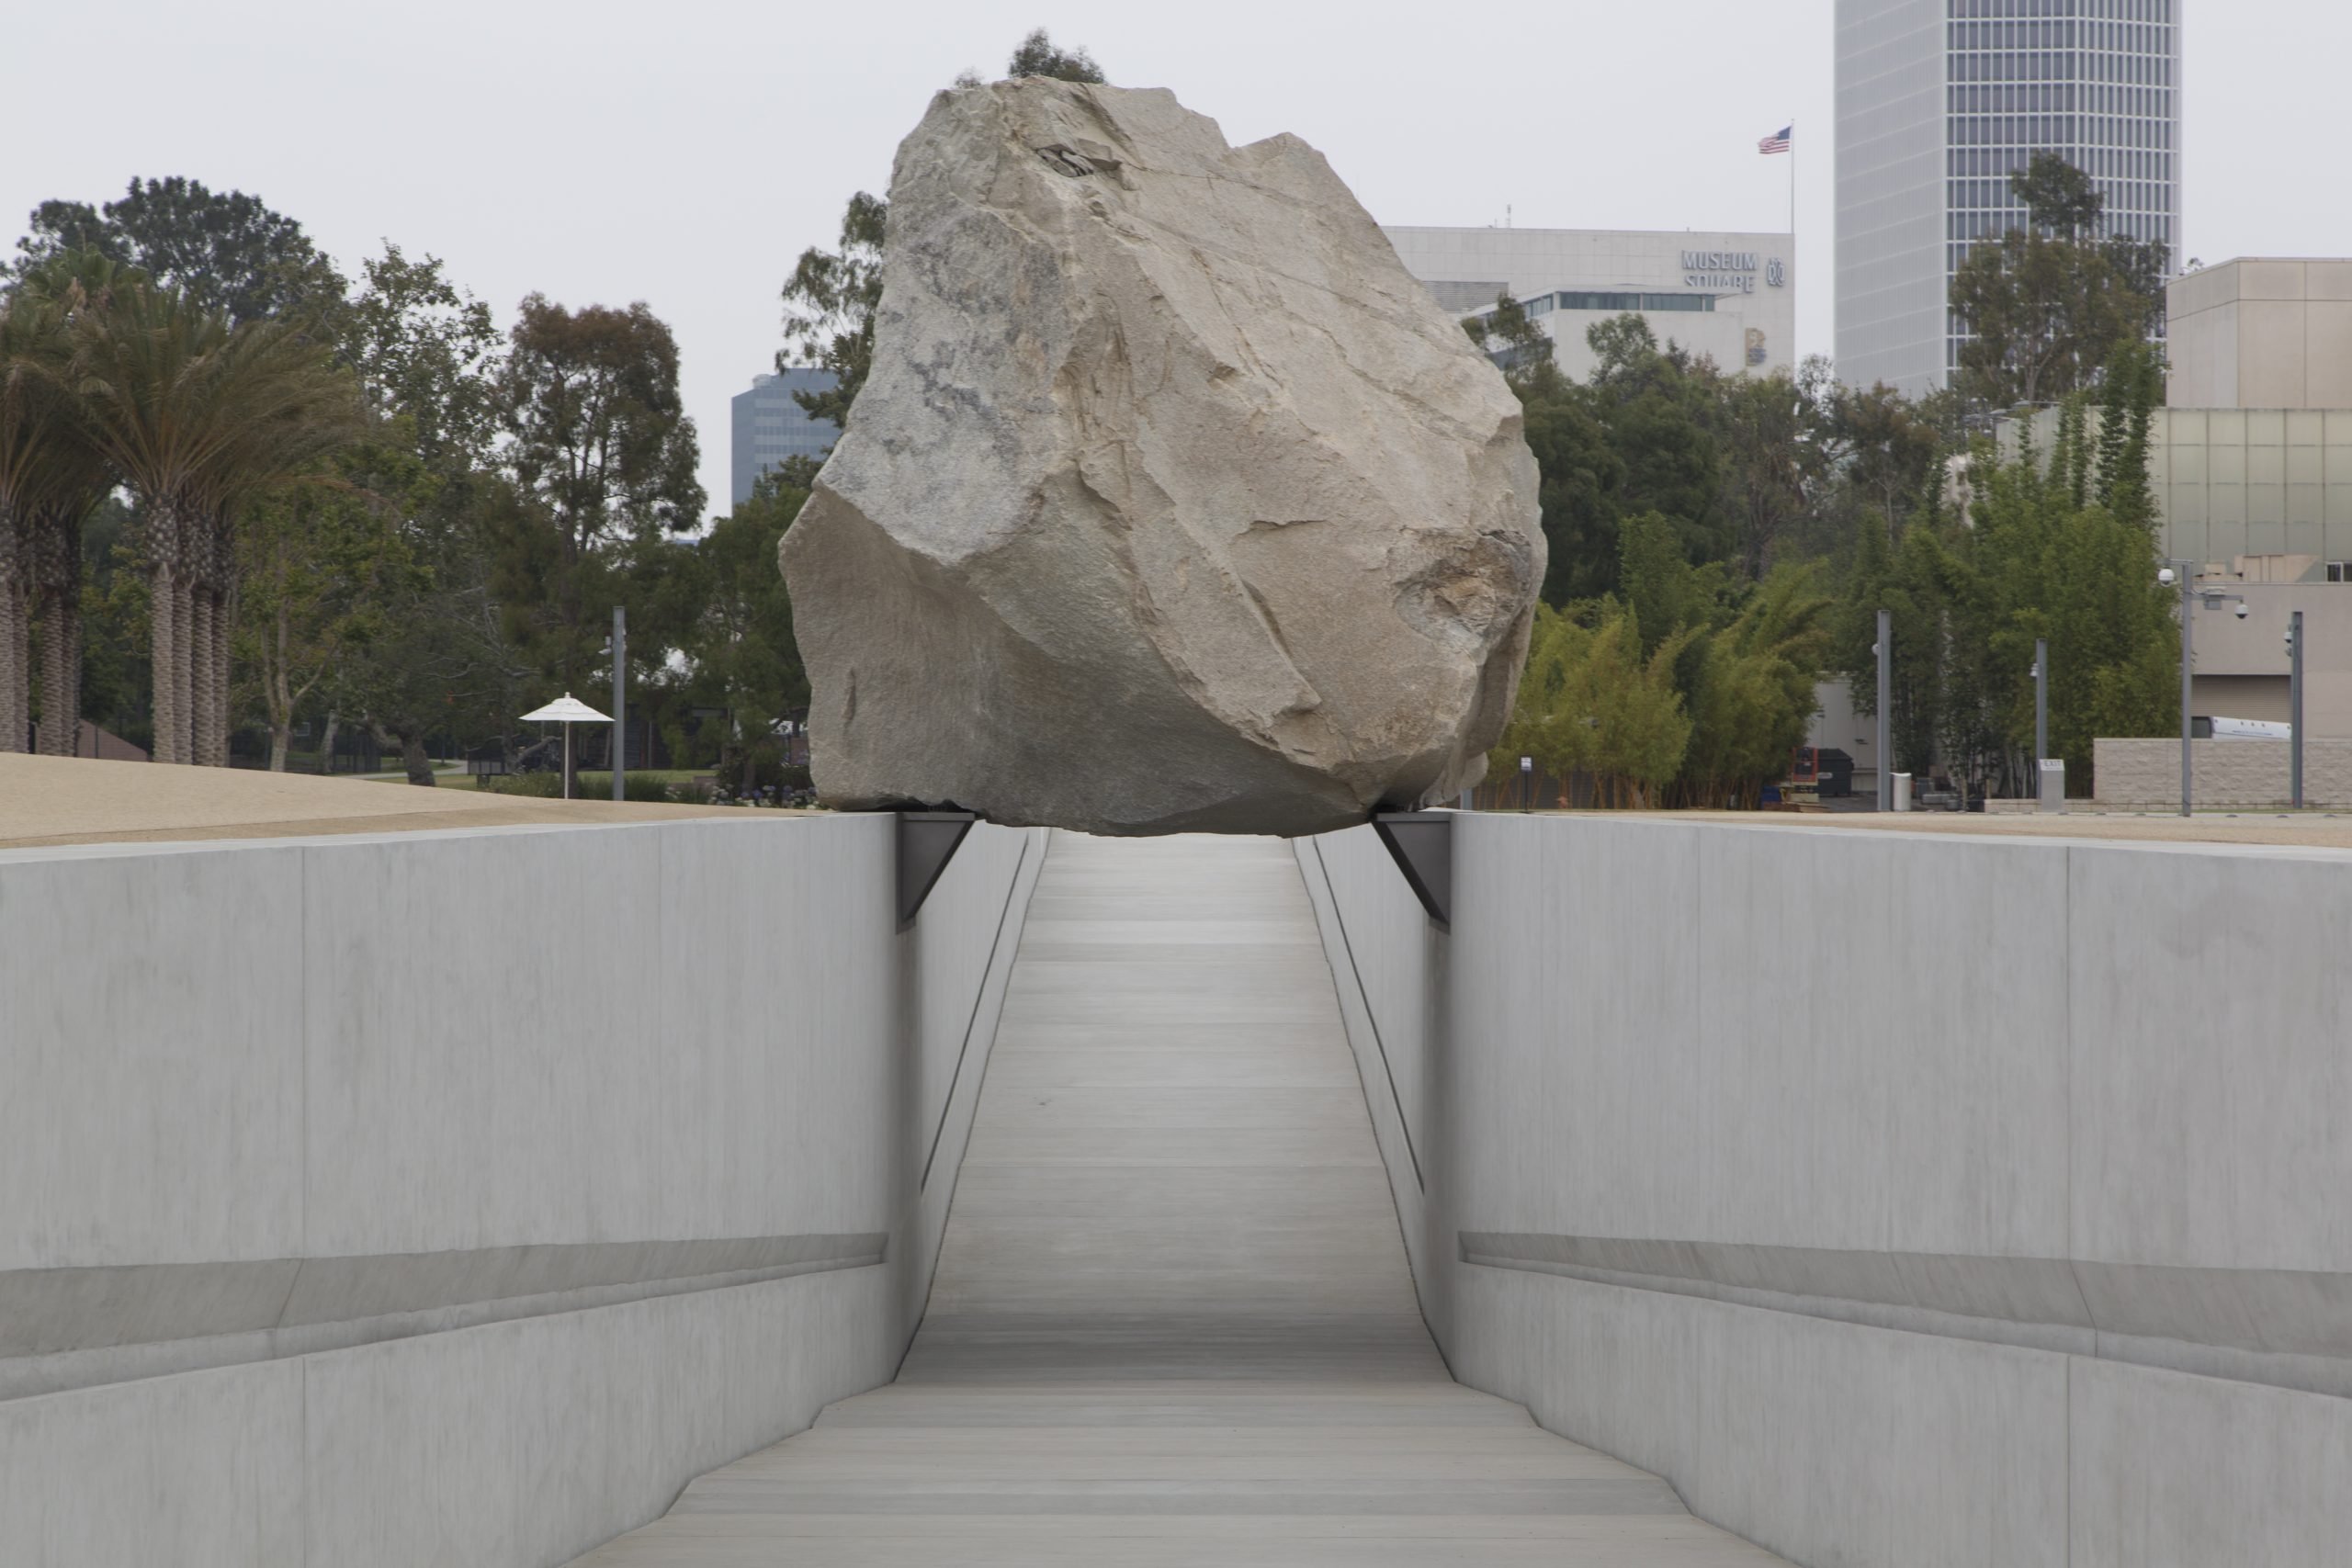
[571,833,1785,1565]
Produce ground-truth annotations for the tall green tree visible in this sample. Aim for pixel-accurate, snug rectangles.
[316,244,516,779]
[778,193,885,429]
[494,293,703,787]
[678,461,815,795]
[13,177,345,328]
[63,275,357,764]
[1948,152,2167,410]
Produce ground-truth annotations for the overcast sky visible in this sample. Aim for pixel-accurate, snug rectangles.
[6,1,2333,523]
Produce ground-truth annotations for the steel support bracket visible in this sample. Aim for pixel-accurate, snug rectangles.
[1372,810,1453,930]
[898,810,978,929]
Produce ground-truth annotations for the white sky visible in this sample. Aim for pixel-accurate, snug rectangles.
[5,0,2333,523]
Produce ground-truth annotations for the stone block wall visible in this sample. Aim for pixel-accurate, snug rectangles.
[2095,737,2352,807]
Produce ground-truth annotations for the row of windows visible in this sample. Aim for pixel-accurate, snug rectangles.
[1943,218,2168,271]
[1949,81,2174,114]
[1521,290,1718,315]
[1947,180,2170,216]
[1948,17,2172,52]
[1949,0,2173,21]
[1949,50,2172,89]
[1946,157,2167,209]
[1951,114,2170,152]
[1946,189,2167,238]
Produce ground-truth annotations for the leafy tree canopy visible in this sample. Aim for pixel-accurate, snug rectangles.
[1948,152,2167,410]
[778,191,884,429]
[12,177,344,327]
[1006,28,1106,83]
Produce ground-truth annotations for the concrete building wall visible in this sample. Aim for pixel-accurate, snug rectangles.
[1835,0,1949,394]
[0,815,1045,1568]
[2168,259,2352,412]
[1299,814,2352,1568]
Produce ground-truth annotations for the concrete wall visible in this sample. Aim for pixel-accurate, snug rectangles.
[2095,736,2352,807]
[1300,814,2352,1568]
[0,814,1044,1568]
[2168,258,2352,412]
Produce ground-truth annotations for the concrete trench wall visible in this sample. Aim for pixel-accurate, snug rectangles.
[1298,814,2352,1568]
[0,814,1046,1568]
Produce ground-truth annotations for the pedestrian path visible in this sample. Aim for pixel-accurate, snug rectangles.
[571,832,1787,1565]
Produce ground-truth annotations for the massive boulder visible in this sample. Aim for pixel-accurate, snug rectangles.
[780,80,1543,837]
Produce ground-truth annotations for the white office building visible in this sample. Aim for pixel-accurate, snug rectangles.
[1835,0,2182,395]
[1383,226,1796,382]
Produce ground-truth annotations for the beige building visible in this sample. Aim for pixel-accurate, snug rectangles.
[1382,226,1796,383]
[2167,258,2352,411]
[1997,259,2352,741]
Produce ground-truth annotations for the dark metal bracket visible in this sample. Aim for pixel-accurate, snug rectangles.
[898,811,978,929]
[1372,810,1453,930]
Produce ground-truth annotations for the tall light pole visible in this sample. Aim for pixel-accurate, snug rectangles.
[2033,637,2048,775]
[2165,563,2193,817]
[2164,564,2247,817]
[611,605,628,801]
[1875,609,1891,812]
[2289,609,2305,808]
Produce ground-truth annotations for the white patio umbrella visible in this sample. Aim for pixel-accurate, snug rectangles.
[520,694,613,800]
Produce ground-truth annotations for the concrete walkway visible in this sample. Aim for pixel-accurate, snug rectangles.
[572,833,1787,1565]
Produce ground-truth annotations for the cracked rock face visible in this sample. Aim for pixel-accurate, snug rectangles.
[780,80,1543,837]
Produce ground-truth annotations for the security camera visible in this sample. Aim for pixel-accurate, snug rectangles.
[2157,567,2177,586]
[2234,602,2250,620]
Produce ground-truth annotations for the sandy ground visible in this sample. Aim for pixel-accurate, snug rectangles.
[8,751,2352,852]
[0,752,753,851]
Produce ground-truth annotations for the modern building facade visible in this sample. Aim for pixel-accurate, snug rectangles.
[1383,226,1796,382]
[2168,257,2352,411]
[1998,258,2352,738]
[729,367,840,505]
[1835,0,2182,395]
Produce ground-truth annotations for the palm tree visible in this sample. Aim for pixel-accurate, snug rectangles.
[0,265,116,754]
[183,333,358,763]
[68,276,356,762]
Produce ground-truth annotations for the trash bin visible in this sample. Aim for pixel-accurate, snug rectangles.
[1893,772,1913,812]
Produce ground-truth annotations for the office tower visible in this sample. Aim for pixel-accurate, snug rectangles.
[730,367,840,505]
[1836,0,2181,395]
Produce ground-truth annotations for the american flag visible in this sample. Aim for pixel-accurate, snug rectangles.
[1759,125,1792,154]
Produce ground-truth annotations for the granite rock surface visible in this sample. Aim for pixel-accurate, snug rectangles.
[780,79,1543,836]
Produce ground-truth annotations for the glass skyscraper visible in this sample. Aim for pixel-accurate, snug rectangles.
[1836,0,2181,395]
[730,367,841,505]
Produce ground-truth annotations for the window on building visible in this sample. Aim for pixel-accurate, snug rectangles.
[2328,562,2352,584]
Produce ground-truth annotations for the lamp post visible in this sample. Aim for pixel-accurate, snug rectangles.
[1875,609,1891,812]
[2166,563,2192,817]
[610,606,628,802]
[2289,609,2305,808]
[2161,563,2245,818]
[2032,637,2048,780]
